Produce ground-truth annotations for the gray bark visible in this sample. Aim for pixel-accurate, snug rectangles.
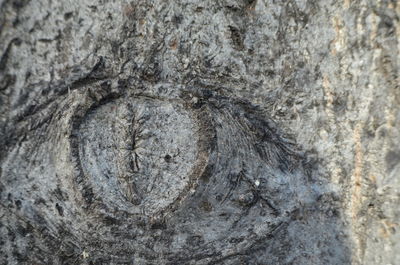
[0,0,399,264]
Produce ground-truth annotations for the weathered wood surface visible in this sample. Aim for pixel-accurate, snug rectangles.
[0,0,399,264]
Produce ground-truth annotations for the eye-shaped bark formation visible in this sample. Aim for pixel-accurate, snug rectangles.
[0,82,348,264]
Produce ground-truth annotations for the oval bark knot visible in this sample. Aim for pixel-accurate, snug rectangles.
[75,95,203,216]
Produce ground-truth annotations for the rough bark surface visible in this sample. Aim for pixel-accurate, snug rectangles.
[0,0,399,264]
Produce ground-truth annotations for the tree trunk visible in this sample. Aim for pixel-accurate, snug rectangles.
[0,0,399,264]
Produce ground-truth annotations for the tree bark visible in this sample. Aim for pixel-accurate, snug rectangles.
[0,0,399,264]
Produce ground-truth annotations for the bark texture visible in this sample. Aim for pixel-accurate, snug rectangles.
[0,0,399,264]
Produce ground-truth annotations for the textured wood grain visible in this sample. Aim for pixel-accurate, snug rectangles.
[0,0,399,264]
